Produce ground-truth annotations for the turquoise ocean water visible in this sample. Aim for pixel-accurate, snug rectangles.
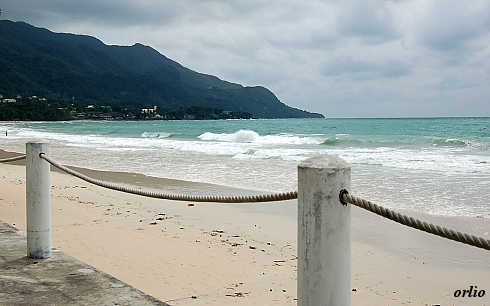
[1,118,489,219]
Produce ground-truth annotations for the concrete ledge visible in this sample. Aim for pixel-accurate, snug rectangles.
[0,220,169,306]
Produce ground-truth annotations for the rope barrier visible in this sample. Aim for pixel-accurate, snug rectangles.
[39,153,298,203]
[32,153,490,250]
[340,190,490,251]
[0,155,26,162]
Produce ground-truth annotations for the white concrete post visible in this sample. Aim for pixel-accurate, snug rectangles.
[298,155,351,306]
[26,142,51,259]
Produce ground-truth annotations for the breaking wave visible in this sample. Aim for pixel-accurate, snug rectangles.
[141,132,181,138]
[198,129,320,145]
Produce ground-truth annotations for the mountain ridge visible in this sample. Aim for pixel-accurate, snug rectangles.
[0,20,324,118]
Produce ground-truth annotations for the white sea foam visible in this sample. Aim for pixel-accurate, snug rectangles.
[198,130,259,143]
[141,132,175,138]
[5,126,490,175]
[198,129,321,145]
[2,119,489,218]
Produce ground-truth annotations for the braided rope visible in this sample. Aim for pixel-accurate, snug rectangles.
[39,153,298,203]
[18,153,490,250]
[341,190,490,251]
[0,155,26,162]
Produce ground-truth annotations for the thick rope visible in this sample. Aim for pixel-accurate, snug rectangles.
[340,190,490,251]
[22,153,490,250]
[0,155,26,162]
[39,153,298,203]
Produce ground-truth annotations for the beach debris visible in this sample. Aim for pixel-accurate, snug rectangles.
[227,283,244,289]
[180,227,184,230]
[188,203,195,207]
[150,222,157,225]
[210,230,225,236]
[158,213,166,216]
[191,296,197,299]
[226,292,247,297]
[352,288,357,292]
[156,217,165,220]
[231,242,242,247]
[249,246,256,249]
[274,260,286,263]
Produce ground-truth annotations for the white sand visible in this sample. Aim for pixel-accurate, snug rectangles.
[0,161,489,305]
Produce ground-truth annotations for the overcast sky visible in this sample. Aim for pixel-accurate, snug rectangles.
[3,0,490,117]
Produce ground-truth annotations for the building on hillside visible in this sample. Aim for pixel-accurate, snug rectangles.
[142,106,157,114]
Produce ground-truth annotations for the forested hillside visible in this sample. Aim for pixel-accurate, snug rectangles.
[0,20,324,119]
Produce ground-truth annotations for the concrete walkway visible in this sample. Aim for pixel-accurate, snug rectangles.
[0,220,169,306]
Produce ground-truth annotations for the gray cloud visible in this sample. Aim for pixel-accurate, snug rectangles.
[336,0,401,43]
[2,0,490,117]
[413,0,490,51]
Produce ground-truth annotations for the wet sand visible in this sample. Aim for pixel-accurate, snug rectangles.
[0,150,489,305]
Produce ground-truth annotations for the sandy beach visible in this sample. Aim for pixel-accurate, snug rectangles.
[0,150,489,305]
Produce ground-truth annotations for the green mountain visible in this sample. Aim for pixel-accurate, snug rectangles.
[0,20,323,118]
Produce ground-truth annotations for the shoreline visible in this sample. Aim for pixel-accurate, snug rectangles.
[2,148,489,262]
[1,151,489,305]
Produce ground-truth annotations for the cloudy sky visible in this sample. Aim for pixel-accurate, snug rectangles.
[3,0,490,117]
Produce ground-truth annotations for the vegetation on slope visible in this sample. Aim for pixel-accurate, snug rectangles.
[0,20,324,119]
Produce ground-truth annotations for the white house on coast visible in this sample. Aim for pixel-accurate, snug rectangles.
[142,106,157,114]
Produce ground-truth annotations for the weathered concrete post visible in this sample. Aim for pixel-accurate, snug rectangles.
[26,141,51,259]
[298,155,351,306]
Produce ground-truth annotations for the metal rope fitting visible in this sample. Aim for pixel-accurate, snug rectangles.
[339,189,349,205]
